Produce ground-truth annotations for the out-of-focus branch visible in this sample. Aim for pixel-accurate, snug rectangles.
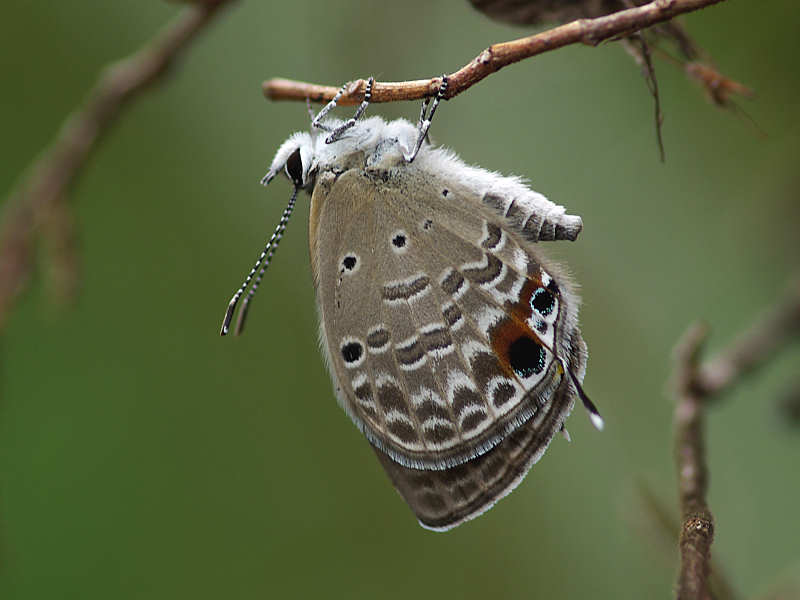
[696,280,800,396]
[672,280,800,599]
[673,323,715,600]
[0,0,236,329]
[263,0,729,105]
[634,482,739,600]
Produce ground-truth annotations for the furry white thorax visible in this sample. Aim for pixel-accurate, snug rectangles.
[265,116,572,231]
[267,117,419,190]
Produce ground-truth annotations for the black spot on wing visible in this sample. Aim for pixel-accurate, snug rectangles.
[341,341,363,364]
[508,337,546,378]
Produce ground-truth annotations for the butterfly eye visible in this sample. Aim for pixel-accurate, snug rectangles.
[285,147,304,186]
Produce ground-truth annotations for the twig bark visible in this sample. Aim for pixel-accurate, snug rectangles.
[263,0,728,105]
[674,323,715,600]
[635,481,739,600]
[0,0,236,328]
[672,280,800,599]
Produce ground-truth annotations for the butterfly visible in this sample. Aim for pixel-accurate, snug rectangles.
[221,77,602,531]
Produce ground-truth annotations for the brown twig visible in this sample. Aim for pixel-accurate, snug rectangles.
[672,280,800,599]
[635,482,739,600]
[263,0,729,105]
[674,322,715,600]
[0,0,236,329]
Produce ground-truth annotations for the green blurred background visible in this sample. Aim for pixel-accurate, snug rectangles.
[2,1,798,598]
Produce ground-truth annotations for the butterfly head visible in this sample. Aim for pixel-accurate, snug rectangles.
[260,131,315,189]
[261,117,426,191]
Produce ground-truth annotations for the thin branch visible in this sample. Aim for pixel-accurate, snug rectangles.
[0,0,237,329]
[263,0,728,105]
[696,279,800,396]
[622,34,666,161]
[635,482,739,600]
[673,322,715,600]
[672,280,800,599]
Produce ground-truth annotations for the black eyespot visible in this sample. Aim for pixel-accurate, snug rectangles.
[442,189,449,197]
[392,233,407,248]
[531,287,555,316]
[342,255,357,270]
[341,341,363,364]
[508,336,546,378]
[285,147,303,186]
[422,219,433,231]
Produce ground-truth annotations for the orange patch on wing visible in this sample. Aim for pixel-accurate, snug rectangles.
[490,276,547,378]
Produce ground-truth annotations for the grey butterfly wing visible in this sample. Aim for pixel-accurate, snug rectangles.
[309,155,585,527]
[370,165,588,530]
[375,326,586,530]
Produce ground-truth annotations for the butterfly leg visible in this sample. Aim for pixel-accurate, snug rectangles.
[405,75,448,163]
[311,81,349,132]
[305,96,316,124]
[320,77,375,144]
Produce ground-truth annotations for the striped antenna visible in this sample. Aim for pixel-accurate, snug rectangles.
[220,186,299,336]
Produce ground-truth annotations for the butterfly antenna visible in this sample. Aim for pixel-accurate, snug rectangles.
[220,186,299,336]
[234,187,298,334]
[560,359,604,431]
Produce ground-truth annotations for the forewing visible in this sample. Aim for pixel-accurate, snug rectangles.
[311,165,584,472]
